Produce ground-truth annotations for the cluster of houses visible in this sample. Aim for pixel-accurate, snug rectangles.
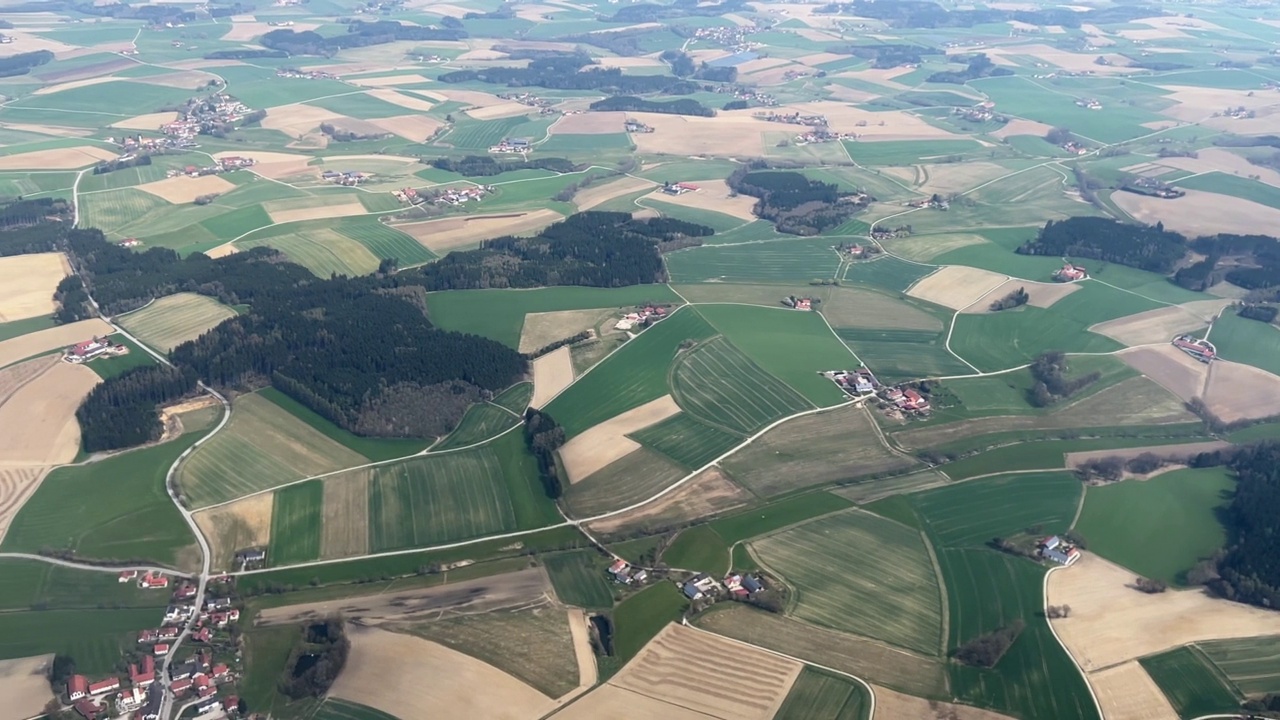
[109,133,195,153]
[906,196,950,210]
[614,305,668,331]
[755,110,828,128]
[1121,175,1185,199]
[63,337,129,364]
[692,25,759,51]
[1060,140,1090,156]
[160,94,255,143]
[607,559,650,585]
[1173,334,1216,363]
[793,127,856,145]
[825,368,879,396]
[1074,98,1103,110]
[488,137,531,155]
[392,187,424,205]
[682,572,767,601]
[713,85,778,107]
[498,92,556,111]
[65,575,243,719]
[1039,536,1081,565]
[882,385,931,414]
[1054,263,1088,282]
[662,182,699,196]
[169,156,256,179]
[835,241,874,259]
[953,103,1006,124]
[320,169,368,186]
[276,67,339,80]
[435,185,490,205]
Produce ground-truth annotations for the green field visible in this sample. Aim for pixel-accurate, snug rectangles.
[662,524,731,577]
[1176,172,1280,210]
[844,139,985,165]
[258,387,430,462]
[671,335,812,433]
[0,608,161,675]
[493,382,534,414]
[1075,467,1232,585]
[971,75,1162,143]
[89,334,156,379]
[270,480,324,565]
[0,559,171,611]
[179,392,368,508]
[838,328,973,382]
[1142,646,1242,719]
[1198,636,1280,696]
[3,432,200,569]
[610,581,686,664]
[333,218,437,266]
[910,472,1081,548]
[425,285,682,348]
[0,315,56,343]
[1209,311,1280,376]
[239,228,382,278]
[629,412,743,469]
[750,510,943,656]
[545,308,715,437]
[117,292,237,353]
[937,436,1205,481]
[564,447,689,518]
[435,402,521,450]
[543,550,614,609]
[667,236,843,284]
[710,491,854,545]
[774,667,871,720]
[442,116,538,150]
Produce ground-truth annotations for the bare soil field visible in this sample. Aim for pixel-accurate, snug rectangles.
[628,112,771,156]
[642,180,757,221]
[1086,661,1178,720]
[587,466,753,536]
[1157,85,1280,124]
[0,123,91,139]
[554,111,626,134]
[193,493,273,571]
[894,376,1195,450]
[519,308,612,354]
[434,89,510,108]
[110,111,181,131]
[1113,189,1280,238]
[202,243,237,259]
[137,174,237,204]
[1091,299,1229,346]
[321,470,370,559]
[0,361,99,466]
[988,44,1137,73]
[366,88,438,112]
[1065,440,1229,470]
[0,466,50,545]
[1153,148,1280,189]
[133,70,223,90]
[211,150,311,181]
[371,114,443,142]
[0,145,117,170]
[0,317,112,369]
[397,209,563,253]
[1048,553,1280,671]
[221,20,319,41]
[906,265,1008,310]
[261,104,343,138]
[349,73,432,87]
[574,175,656,211]
[0,252,68,322]
[1203,360,1280,423]
[466,102,535,120]
[266,200,366,224]
[559,395,680,483]
[785,102,959,139]
[332,626,557,720]
[530,346,574,409]
[962,278,1080,314]
[607,624,802,720]
[259,567,553,626]
[1117,345,1209,404]
[873,684,1015,720]
[594,57,666,69]
[566,609,597,692]
[794,51,848,67]
[0,654,53,720]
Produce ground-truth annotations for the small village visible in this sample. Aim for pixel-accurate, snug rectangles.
[169,156,256,180]
[275,67,339,81]
[822,367,935,416]
[605,559,772,608]
[59,571,246,720]
[160,94,258,145]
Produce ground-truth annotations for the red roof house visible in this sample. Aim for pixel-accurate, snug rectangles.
[73,699,98,720]
[153,644,170,656]
[171,677,192,695]
[88,677,120,695]
[68,674,89,700]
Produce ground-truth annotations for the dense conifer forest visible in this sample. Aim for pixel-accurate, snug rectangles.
[588,96,716,117]
[726,165,867,235]
[1016,217,1189,274]
[440,54,701,95]
[429,156,577,176]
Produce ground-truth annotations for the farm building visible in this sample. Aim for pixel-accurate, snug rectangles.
[154,644,170,657]
[65,337,125,364]
[235,548,266,566]
[1172,335,1216,363]
[663,182,699,195]
[73,700,98,720]
[139,572,169,589]
[1039,536,1081,565]
[131,656,156,687]
[88,677,120,696]
[68,675,89,700]
[118,570,138,583]
[1054,263,1087,282]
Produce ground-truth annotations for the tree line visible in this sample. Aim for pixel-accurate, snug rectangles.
[93,154,151,176]
[1175,233,1280,291]
[0,50,53,78]
[1017,217,1189,274]
[523,409,566,499]
[260,22,466,56]
[429,155,577,176]
[589,96,715,117]
[927,53,1014,84]
[441,54,705,96]
[604,0,749,23]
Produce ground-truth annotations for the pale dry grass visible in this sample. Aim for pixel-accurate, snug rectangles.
[530,346,574,410]
[587,466,753,536]
[991,118,1056,139]
[349,74,432,87]
[559,395,680,483]
[31,77,116,95]
[266,201,366,224]
[550,684,711,720]
[221,20,319,41]
[466,102,535,120]
[1113,189,1280,238]
[261,104,344,139]
[917,162,1013,196]
[553,112,626,134]
[566,609,597,691]
[1117,345,1209,404]
[0,355,58,405]
[0,123,91,139]
[1086,662,1178,720]
[366,88,438,112]
[202,243,236,259]
[872,685,1015,720]
[643,179,757,221]
[906,265,1008,310]
[0,361,99,466]
[110,111,180,131]
[794,52,847,67]
[0,318,114,369]
[137,174,237,204]
[961,278,1080,314]
[0,654,54,720]
[371,114,443,141]
[434,89,510,107]
[333,626,557,719]
[594,57,665,69]
[193,493,273,571]
[1048,553,1280,671]
[1091,300,1229,346]
[0,252,68,322]
[0,466,51,545]
[519,309,612,354]
[132,70,223,90]
[988,44,1139,74]
[396,209,563,253]
[0,145,117,170]
[321,470,369,559]
[1203,360,1280,423]
[1156,85,1280,124]
[574,175,656,211]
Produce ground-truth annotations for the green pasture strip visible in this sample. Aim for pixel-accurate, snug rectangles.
[88,334,155,379]
[629,412,743,469]
[774,667,871,720]
[492,382,534,414]
[845,139,985,166]
[306,92,415,119]
[0,315,56,342]
[917,422,1210,461]
[333,217,436,266]
[911,472,1081,549]
[544,549,615,609]
[839,332,971,382]
[258,387,428,462]
[611,582,686,665]
[270,480,325,565]
[1175,172,1280,209]
[663,525,730,577]
[929,355,1136,425]
[840,256,935,293]
[970,75,1160,143]
[239,229,382,278]
[671,335,812,434]
[0,608,160,676]
[2,432,200,568]
[938,435,1209,481]
[116,292,238,353]
[242,624,308,718]
[1197,635,1280,696]
[545,308,715,437]
[1142,646,1242,719]
[1075,467,1232,586]
[666,236,843,284]
[435,402,520,450]
[640,199,746,233]
[488,428,562,531]
[313,699,400,720]
[751,510,944,656]
[425,285,681,349]
[10,81,193,114]
[0,558,171,611]
[1209,311,1280,376]
[711,491,854,546]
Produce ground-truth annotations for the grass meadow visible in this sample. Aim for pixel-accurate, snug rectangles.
[543,550,615,609]
[1198,636,1280,696]
[0,608,161,676]
[711,491,854,546]
[629,412,743,469]
[333,218,436,266]
[178,392,367,508]
[238,228,382,278]
[671,336,812,433]
[844,139,985,165]
[270,481,324,565]
[1075,467,1232,585]
[1141,646,1241,718]
[662,524,731,577]
[910,472,1081,548]
[117,292,237,353]
[435,403,520,450]
[1208,311,1280,376]
[563,447,689,518]
[492,382,534,414]
[0,558,170,611]
[610,581,686,665]
[257,387,430,461]
[750,510,943,656]
[666,236,844,284]
[774,667,871,720]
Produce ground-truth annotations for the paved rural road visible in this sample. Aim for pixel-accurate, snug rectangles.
[0,552,187,576]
